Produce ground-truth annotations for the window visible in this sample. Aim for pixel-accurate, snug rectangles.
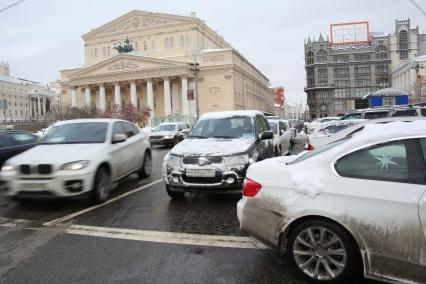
[335,140,424,184]
[375,63,388,74]
[143,41,147,51]
[419,139,426,163]
[151,40,155,50]
[354,53,370,62]
[107,46,110,56]
[383,97,394,106]
[399,30,408,59]
[355,64,370,75]
[334,101,345,112]
[170,37,174,48]
[180,35,185,47]
[165,37,169,49]
[335,89,350,98]
[375,46,388,60]
[120,122,139,138]
[317,49,327,63]
[112,122,127,138]
[317,68,328,86]
[333,55,349,63]
[291,137,351,164]
[94,48,97,58]
[306,51,314,65]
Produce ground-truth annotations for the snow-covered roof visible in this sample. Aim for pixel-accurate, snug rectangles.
[363,88,411,99]
[200,110,264,120]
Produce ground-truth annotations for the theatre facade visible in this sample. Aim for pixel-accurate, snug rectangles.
[59,10,274,124]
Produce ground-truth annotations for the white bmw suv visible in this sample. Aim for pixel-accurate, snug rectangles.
[0,119,152,203]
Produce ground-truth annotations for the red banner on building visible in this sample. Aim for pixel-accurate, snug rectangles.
[274,87,285,106]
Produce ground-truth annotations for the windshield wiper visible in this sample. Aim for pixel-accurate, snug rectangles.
[211,135,237,139]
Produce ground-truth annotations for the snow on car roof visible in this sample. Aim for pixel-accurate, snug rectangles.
[53,118,127,125]
[199,110,263,120]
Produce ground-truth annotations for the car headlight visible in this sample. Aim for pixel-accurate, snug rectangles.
[164,135,174,139]
[166,154,182,168]
[61,161,90,171]
[1,163,15,172]
[224,154,249,167]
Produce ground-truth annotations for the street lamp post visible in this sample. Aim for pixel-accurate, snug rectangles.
[189,62,200,119]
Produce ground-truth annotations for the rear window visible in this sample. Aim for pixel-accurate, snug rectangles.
[392,109,417,117]
[289,137,350,164]
[268,121,278,134]
[421,109,426,117]
[364,111,389,119]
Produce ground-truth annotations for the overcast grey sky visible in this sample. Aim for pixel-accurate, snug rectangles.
[1,0,425,103]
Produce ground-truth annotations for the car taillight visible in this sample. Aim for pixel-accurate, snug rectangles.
[242,178,262,197]
[307,144,315,151]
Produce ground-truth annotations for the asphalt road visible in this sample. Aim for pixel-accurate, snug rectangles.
[0,144,381,284]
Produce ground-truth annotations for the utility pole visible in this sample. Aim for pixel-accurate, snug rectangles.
[189,62,200,119]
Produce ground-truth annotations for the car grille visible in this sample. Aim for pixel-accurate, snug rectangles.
[150,135,163,140]
[182,175,222,184]
[20,164,53,175]
[182,156,223,165]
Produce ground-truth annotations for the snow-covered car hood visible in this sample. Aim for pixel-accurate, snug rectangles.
[6,144,106,166]
[171,138,255,156]
[149,131,176,136]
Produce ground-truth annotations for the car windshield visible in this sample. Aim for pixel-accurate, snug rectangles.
[393,109,417,117]
[153,124,176,132]
[41,122,108,144]
[188,116,254,139]
[268,121,278,134]
[290,137,351,164]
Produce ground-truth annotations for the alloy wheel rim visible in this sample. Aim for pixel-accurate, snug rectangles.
[293,226,347,280]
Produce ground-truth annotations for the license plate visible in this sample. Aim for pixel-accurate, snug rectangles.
[186,169,216,177]
[22,183,44,190]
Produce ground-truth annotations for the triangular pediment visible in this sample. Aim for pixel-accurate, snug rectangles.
[83,10,195,39]
[70,54,187,78]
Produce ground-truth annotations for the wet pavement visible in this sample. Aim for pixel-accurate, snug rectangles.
[0,143,381,283]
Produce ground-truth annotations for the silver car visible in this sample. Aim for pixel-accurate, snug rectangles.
[238,120,426,283]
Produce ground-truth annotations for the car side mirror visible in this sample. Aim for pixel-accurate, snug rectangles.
[280,129,284,135]
[112,133,127,144]
[260,130,273,140]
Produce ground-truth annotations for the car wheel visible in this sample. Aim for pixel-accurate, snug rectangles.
[166,185,185,198]
[287,220,360,283]
[92,167,111,203]
[138,151,152,179]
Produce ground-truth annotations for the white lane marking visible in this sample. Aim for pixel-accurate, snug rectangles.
[0,217,32,228]
[65,224,268,250]
[43,179,163,227]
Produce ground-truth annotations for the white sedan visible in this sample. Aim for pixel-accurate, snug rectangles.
[238,120,426,284]
[268,119,294,156]
[0,119,152,203]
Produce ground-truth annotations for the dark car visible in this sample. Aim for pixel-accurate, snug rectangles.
[162,110,274,198]
[0,130,38,169]
[149,122,191,147]
[340,108,392,120]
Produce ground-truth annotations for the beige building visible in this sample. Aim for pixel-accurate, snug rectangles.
[59,10,273,124]
[0,62,54,123]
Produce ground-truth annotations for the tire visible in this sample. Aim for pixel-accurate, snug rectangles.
[91,167,111,203]
[287,220,360,284]
[138,151,152,179]
[166,185,185,199]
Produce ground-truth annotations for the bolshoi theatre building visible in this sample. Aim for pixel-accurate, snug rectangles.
[59,10,274,124]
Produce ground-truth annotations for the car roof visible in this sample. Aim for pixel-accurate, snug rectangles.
[53,118,128,126]
[200,110,263,120]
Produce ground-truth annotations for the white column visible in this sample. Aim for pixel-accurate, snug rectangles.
[37,96,41,115]
[84,86,91,107]
[147,79,154,118]
[171,82,179,115]
[70,88,77,108]
[42,97,46,115]
[181,77,189,115]
[130,80,137,107]
[114,82,121,108]
[163,77,172,117]
[99,84,106,112]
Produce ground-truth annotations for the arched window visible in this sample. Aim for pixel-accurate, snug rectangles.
[306,51,314,65]
[165,37,169,49]
[317,49,327,63]
[143,41,147,51]
[170,37,174,48]
[399,30,408,59]
[375,45,388,60]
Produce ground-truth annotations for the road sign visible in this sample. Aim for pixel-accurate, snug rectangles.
[187,89,194,100]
